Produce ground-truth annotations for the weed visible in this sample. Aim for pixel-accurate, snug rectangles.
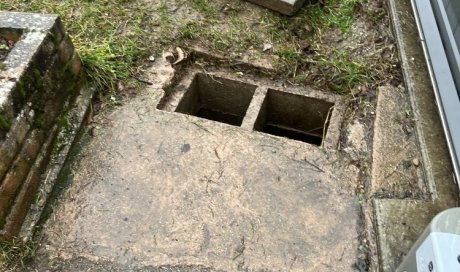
[314,49,371,93]
[304,0,362,34]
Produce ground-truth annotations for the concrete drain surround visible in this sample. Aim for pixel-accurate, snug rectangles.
[176,73,257,126]
[0,12,92,240]
[166,72,340,146]
[37,59,358,271]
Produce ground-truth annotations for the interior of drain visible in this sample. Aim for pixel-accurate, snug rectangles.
[175,73,257,126]
[165,71,336,146]
[254,89,333,146]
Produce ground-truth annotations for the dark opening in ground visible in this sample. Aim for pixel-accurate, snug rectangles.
[254,89,333,146]
[175,73,257,126]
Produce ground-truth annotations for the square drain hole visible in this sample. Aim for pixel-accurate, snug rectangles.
[254,89,334,145]
[175,73,257,126]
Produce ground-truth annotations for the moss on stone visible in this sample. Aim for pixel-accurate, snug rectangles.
[32,115,45,129]
[16,80,26,99]
[0,115,11,130]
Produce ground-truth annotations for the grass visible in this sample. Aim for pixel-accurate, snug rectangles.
[313,0,362,34]
[0,239,35,270]
[0,0,378,94]
[1,0,153,97]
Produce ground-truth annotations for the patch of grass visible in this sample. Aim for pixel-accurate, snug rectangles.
[2,0,369,94]
[178,21,203,41]
[0,239,35,270]
[0,115,11,130]
[304,0,362,34]
[313,49,371,93]
[191,0,218,17]
[1,0,153,96]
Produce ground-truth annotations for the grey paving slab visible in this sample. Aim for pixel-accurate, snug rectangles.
[244,0,306,15]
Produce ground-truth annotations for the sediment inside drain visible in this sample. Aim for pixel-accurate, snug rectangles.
[262,123,323,145]
[196,108,244,126]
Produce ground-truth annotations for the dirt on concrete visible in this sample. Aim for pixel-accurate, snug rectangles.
[30,57,361,271]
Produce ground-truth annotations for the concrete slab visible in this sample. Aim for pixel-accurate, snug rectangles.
[244,0,306,16]
[34,59,361,271]
[371,85,425,198]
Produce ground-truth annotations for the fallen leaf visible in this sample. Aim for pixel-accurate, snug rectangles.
[173,47,186,65]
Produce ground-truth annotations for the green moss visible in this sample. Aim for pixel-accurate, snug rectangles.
[0,115,11,130]
[56,114,70,129]
[32,115,45,129]
[32,69,44,91]
[15,81,26,99]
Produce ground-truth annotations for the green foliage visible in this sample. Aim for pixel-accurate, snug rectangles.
[0,115,10,130]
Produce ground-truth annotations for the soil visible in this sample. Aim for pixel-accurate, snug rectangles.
[0,36,15,63]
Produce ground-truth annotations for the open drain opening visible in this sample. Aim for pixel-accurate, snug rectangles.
[175,73,257,126]
[254,89,333,145]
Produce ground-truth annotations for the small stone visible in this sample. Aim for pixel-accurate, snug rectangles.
[148,55,155,62]
[181,143,191,154]
[412,158,420,167]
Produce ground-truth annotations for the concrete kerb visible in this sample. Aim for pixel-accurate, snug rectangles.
[373,0,460,270]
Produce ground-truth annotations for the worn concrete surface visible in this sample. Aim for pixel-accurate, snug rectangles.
[32,58,361,271]
[244,0,306,15]
[371,85,425,199]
